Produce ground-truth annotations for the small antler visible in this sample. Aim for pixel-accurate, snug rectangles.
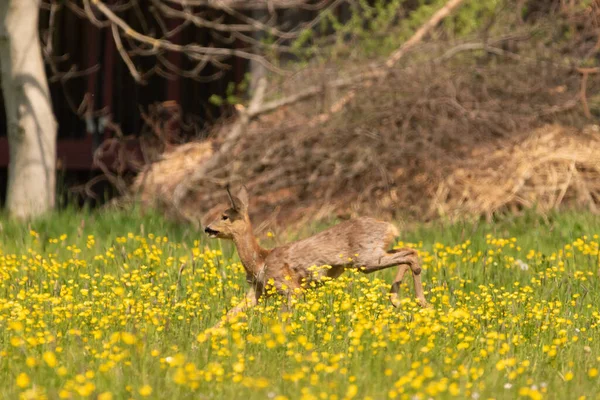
[226,184,238,210]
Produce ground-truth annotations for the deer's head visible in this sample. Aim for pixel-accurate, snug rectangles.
[203,186,250,240]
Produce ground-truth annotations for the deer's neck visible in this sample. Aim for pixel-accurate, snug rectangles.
[233,228,268,277]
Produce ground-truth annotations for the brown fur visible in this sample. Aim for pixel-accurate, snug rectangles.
[204,187,429,328]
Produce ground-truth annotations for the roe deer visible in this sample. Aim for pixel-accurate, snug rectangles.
[203,186,428,327]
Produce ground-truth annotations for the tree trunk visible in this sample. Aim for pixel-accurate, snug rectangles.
[0,0,57,219]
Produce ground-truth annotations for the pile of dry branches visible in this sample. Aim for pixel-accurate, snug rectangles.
[431,124,600,220]
[131,139,214,210]
[128,1,600,227]
[131,48,600,227]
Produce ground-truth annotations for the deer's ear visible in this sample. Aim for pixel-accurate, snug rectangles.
[236,186,249,210]
[226,185,238,211]
[226,185,249,213]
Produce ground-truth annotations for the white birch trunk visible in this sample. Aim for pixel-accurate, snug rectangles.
[0,0,57,219]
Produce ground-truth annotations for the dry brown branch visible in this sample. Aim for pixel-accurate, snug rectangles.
[90,0,287,74]
[83,0,110,28]
[163,0,332,10]
[436,42,522,62]
[111,23,144,83]
[245,68,382,117]
[153,0,304,39]
[152,0,260,33]
[70,174,110,200]
[577,67,600,119]
[385,0,466,69]
[156,53,225,81]
[43,1,60,56]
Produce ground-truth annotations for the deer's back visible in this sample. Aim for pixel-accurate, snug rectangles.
[265,217,398,280]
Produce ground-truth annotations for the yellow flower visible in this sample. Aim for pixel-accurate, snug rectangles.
[139,385,153,397]
[589,368,598,378]
[173,368,187,385]
[9,321,24,332]
[43,351,57,368]
[565,371,574,381]
[16,373,30,389]
[76,382,96,397]
[346,384,358,399]
[112,287,124,296]
[121,332,137,345]
[98,392,113,400]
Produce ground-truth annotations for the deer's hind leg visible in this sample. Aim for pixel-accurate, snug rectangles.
[358,248,428,308]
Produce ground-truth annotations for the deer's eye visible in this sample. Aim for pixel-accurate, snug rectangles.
[221,215,229,221]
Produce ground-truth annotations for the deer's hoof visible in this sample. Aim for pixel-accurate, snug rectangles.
[390,293,401,308]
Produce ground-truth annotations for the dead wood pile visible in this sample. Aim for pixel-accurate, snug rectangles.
[131,42,600,227]
[432,124,600,220]
[131,140,214,211]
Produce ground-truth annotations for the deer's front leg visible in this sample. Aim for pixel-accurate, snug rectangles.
[213,286,262,329]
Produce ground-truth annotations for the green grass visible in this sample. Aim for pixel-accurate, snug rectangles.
[1,208,600,399]
[406,209,600,251]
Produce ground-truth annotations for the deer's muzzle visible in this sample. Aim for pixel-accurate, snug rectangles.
[204,227,219,238]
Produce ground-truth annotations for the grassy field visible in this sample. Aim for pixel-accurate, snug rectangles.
[1,208,600,399]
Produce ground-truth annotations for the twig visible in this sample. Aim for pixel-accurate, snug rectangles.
[162,0,332,10]
[577,67,600,119]
[385,0,466,69]
[43,1,60,56]
[153,0,295,37]
[90,0,287,75]
[436,42,522,62]
[112,23,145,83]
[83,0,110,28]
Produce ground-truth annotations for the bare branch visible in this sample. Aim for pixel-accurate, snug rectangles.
[111,23,145,83]
[385,0,466,69]
[436,42,522,62]
[64,1,88,19]
[162,0,332,10]
[577,67,600,119]
[199,1,308,39]
[156,53,225,81]
[83,0,110,28]
[49,64,101,83]
[152,0,263,33]
[90,0,288,75]
[43,1,60,56]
